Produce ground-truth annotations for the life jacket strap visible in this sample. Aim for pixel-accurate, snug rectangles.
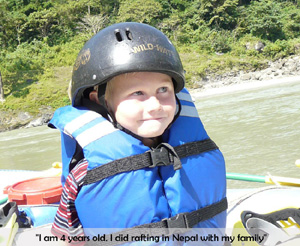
[88,198,228,246]
[83,138,218,185]
[139,197,228,232]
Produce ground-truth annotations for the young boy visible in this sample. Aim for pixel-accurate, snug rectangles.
[49,22,227,239]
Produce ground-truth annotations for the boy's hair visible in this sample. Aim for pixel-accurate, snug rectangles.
[104,73,134,104]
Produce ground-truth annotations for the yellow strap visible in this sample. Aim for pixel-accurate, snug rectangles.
[0,213,19,246]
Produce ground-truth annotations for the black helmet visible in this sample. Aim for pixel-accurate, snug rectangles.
[71,22,185,106]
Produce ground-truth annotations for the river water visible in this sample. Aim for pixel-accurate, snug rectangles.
[1,80,299,188]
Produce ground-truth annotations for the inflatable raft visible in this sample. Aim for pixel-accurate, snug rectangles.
[0,164,62,246]
[1,165,300,246]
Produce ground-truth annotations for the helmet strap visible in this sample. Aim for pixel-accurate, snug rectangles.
[81,98,110,120]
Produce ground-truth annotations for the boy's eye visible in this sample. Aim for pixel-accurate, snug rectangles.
[158,87,167,93]
[132,91,143,96]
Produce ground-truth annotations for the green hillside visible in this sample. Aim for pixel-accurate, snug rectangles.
[1,0,300,118]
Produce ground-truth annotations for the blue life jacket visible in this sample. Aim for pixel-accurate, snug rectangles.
[49,88,227,232]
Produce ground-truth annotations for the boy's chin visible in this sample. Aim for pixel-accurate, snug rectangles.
[136,120,170,138]
[137,130,165,138]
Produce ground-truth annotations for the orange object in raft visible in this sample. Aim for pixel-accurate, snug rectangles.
[3,176,62,205]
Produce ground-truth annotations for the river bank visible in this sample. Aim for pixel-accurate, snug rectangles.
[190,74,300,99]
[190,55,300,99]
[1,55,299,133]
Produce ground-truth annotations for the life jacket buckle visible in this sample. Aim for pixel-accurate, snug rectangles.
[148,145,172,168]
[163,213,189,235]
[148,143,182,170]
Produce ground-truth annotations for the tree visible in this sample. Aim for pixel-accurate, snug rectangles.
[0,70,4,102]
[78,13,108,36]
[117,0,163,24]
[241,0,285,41]
[26,8,58,40]
[198,0,239,29]
[158,10,183,41]
[11,11,27,45]
[281,3,300,39]
[0,1,17,48]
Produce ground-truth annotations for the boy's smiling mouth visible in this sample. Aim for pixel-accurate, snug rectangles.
[141,117,165,121]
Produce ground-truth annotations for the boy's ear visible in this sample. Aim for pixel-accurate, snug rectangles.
[89,90,100,104]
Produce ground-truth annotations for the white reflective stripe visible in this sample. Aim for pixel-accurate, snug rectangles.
[180,105,199,118]
[76,120,118,148]
[64,111,100,135]
[177,91,193,103]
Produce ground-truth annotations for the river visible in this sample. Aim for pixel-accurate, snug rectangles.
[1,80,299,188]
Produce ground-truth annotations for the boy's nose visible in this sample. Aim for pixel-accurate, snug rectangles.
[145,96,162,112]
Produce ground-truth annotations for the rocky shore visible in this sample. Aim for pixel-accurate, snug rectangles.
[1,55,299,133]
[0,106,54,133]
[192,55,300,95]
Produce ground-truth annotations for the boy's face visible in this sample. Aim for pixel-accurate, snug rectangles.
[106,72,176,138]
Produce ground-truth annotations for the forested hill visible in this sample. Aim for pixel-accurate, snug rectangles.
[1,0,300,118]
